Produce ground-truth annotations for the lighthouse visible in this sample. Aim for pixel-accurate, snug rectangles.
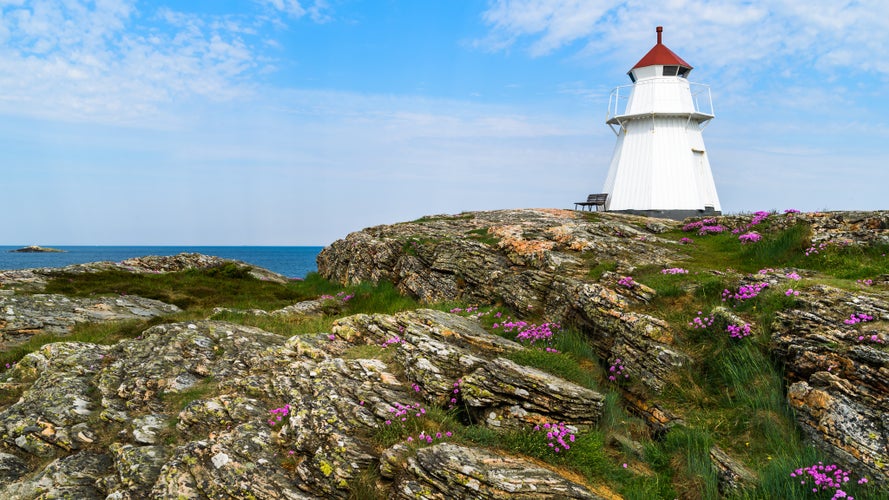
[601,27,720,219]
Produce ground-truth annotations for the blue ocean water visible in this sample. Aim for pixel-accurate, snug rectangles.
[0,246,324,279]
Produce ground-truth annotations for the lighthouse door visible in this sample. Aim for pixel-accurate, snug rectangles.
[692,150,713,208]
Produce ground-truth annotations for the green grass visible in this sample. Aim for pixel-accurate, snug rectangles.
[465,227,501,246]
[347,467,386,500]
[661,426,719,500]
[660,221,889,280]
[622,220,889,498]
[588,259,619,280]
[410,214,473,224]
[342,280,421,315]
[506,348,599,391]
[42,265,339,310]
[208,310,338,337]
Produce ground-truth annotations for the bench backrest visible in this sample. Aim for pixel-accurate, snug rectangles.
[587,193,608,204]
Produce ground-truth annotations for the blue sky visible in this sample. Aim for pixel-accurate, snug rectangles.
[2,0,888,245]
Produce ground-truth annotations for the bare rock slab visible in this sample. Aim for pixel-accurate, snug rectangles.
[393,442,605,499]
[0,293,180,343]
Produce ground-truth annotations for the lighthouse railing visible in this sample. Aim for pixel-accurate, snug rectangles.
[606,85,632,123]
[689,83,714,117]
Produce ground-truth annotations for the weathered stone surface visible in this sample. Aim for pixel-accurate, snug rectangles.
[150,427,314,500]
[95,321,287,418]
[1,308,608,498]
[392,442,605,499]
[0,293,180,344]
[806,211,889,246]
[462,357,604,429]
[333,309,524,405]
[319,209,690,397]
[108,443,169,498]
[211,298,332,318]
[772,284,889,483]
[552,278,688,392]
[1,342,110,457]
[0,451,112,499]
[0,451,29,484]
[318,209,684,306]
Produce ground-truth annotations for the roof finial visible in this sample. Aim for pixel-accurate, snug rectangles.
[656,26,663,44]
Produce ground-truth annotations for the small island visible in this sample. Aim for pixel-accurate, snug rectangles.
[9,245,66,253]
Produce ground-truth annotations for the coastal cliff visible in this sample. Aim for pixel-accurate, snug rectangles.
[0,210,887,499]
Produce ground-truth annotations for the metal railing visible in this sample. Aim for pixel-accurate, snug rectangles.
[606,84,632,122]
[689,83,714,116]
[606,82,714,121]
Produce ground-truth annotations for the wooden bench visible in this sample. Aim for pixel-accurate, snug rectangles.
[575,193,608,211]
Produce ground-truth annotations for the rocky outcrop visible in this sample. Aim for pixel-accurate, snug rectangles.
[772,284,889,484]
[0,293,180,346]
[211,298,332,318]
[333,309,604,430]
[0,309,611,499]
[0,252,288,292]
[391,442,599,499]
[4,209,889,498]
[318,209,682,301]
[319,209,689,395]
[9,245,65,253]
[318,208,889,490]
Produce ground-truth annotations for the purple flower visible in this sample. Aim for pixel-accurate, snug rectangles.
[727,323,752,339]
[661,267,688,275]
[738,232,762,244]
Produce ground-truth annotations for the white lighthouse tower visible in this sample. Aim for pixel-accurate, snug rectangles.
[601,27,720,219]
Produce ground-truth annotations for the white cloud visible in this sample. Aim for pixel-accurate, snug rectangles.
[0,0,336,125]
[259,0,305,18]
[255,0,329,22]
[479,0,889,77]
[479,0,613,55]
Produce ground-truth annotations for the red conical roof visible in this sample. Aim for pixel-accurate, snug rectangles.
[631,26,692,70]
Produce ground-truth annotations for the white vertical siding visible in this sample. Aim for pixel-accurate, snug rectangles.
[603,112,721,212]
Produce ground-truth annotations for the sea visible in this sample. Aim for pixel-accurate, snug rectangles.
[0,246,324,279]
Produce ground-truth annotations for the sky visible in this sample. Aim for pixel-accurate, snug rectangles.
[2,0,888,245]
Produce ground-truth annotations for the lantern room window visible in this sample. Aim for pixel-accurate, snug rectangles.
[678,67,690,78]
[663,65,679,76]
